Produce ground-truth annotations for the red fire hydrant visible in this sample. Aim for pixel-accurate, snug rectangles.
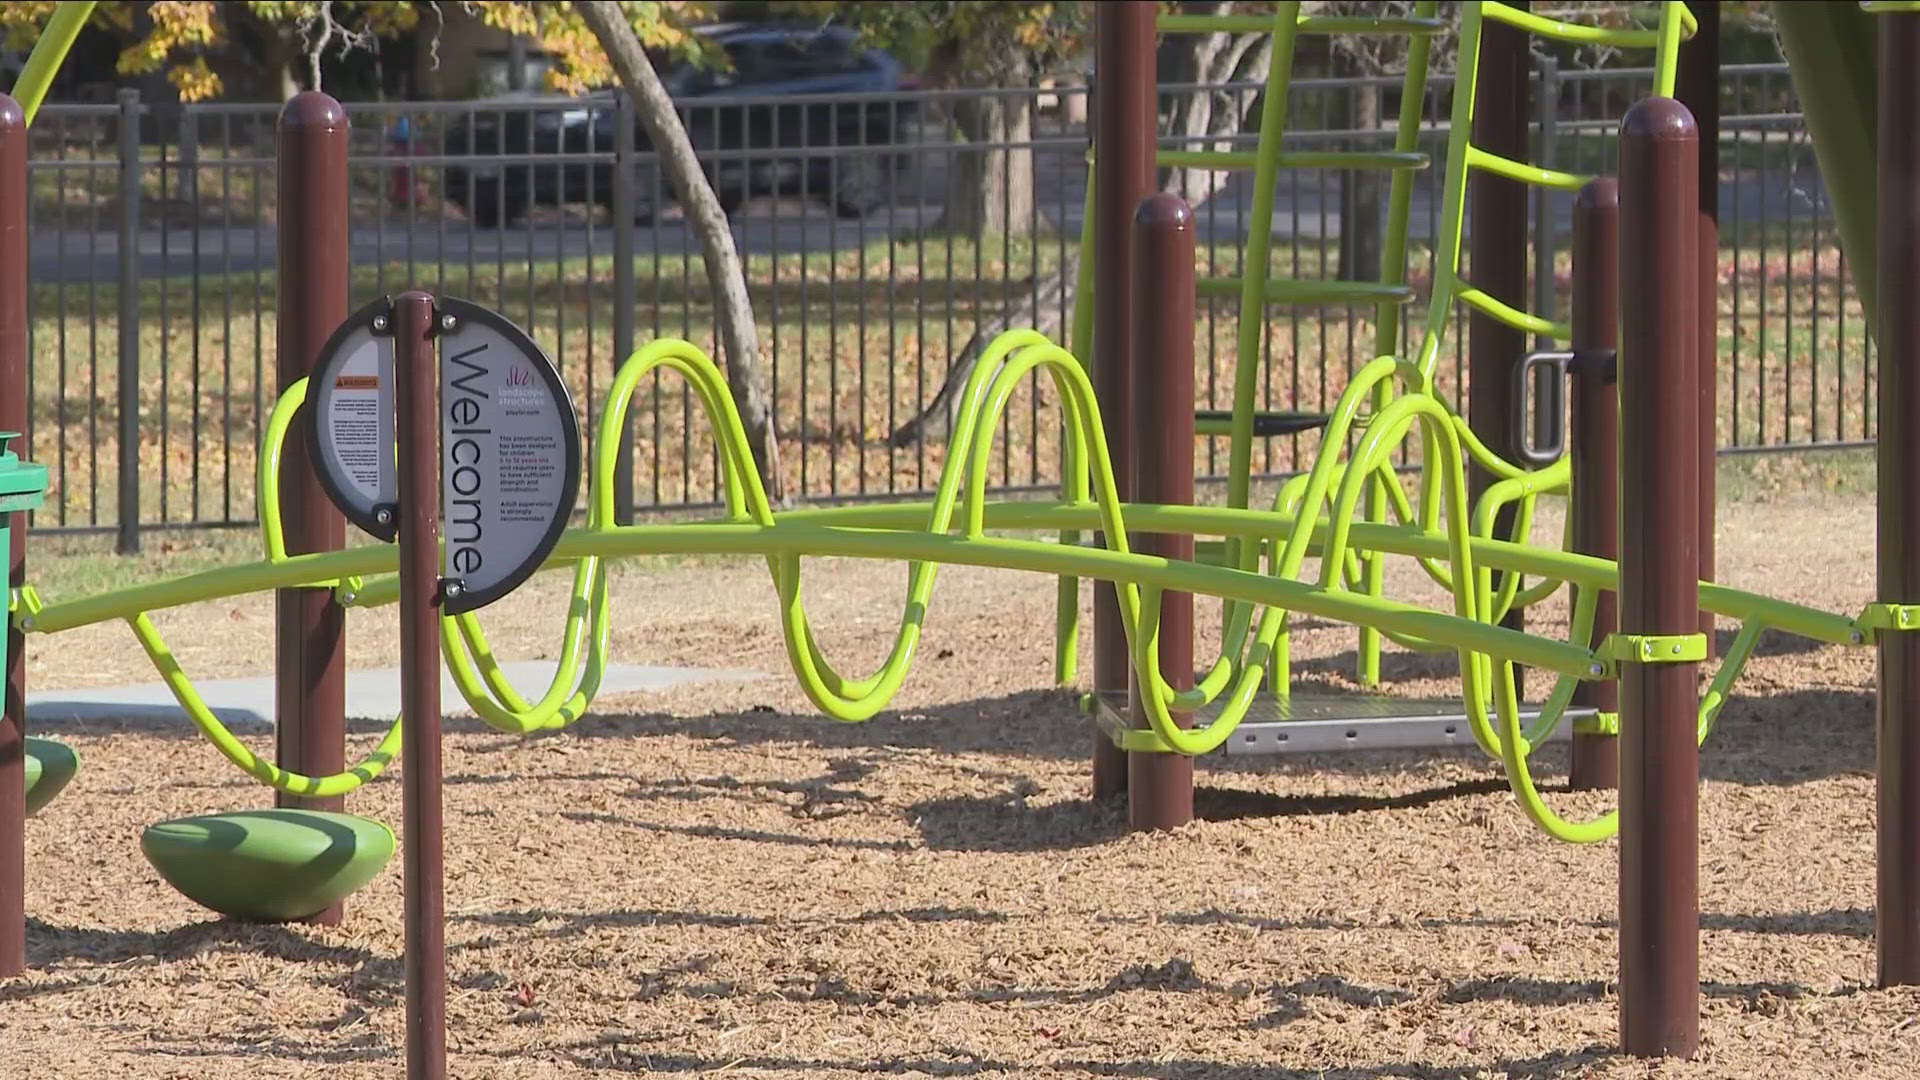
[388,116,429,208]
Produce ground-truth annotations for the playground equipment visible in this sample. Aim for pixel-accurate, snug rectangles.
[21,738,75,817]
[0,81,49,990]
[2,0,1919,1070]
[1069,0,1701,802]
[140,809,395,922]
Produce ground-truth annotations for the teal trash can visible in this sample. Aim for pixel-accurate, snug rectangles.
[0,431,65,813]
[0,429,49,540]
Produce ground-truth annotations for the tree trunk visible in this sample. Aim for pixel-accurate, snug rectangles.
[888,253,1077,447]
[263,25,303,100]
[1335,59,1385,282]
[1157,4,1273,207]
[575,0,784,503]
[936,93,1035,238]
[890,13,1266,447]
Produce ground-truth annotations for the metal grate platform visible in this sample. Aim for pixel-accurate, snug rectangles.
[1095,691,1590,757]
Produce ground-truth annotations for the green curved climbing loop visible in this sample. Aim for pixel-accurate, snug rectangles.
[7,2,1876,844]
[16,328,1876,842]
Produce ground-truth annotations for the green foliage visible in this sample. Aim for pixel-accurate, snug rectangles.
[0,1,712,100]
[771,1,1089,84]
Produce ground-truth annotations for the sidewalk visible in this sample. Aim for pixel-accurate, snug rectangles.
[24,660,759,728]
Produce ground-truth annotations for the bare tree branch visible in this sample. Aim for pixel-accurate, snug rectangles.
[295,0,379,92]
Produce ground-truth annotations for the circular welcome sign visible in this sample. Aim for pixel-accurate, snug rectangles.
[308,297,399,541]
[308,296,582,616]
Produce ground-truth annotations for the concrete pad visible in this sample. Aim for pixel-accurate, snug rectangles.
[25,661,761,729]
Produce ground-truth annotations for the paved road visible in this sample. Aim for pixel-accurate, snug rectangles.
[28,167,1829,284]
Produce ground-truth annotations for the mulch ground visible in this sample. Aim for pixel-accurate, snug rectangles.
[3,488,1914,1079]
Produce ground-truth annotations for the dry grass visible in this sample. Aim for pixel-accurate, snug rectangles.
[21,206,1864,532]
[4,457,1915,1077]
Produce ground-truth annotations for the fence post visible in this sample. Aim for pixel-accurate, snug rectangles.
[274,92,350,924]
[1089,1,1157,801]
[1127,193,1195,832]
[1617,96,1701,1059]
[116,88,141,554]
[0,94,26,979]
[1569,179,1619,792]
[1876,9,1920,989]
[612,90,637,526]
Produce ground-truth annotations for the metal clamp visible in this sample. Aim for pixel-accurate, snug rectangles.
[1600,632,1707,663]
[10,583,44,631]
[1858,603,1920,640]
[1568,346,1617,382]
[332,575,368,608]
[1572,710,1620,736]
[1108,726,1181,754]
[1089,697,1186,754]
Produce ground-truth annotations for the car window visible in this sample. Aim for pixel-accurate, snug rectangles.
[740,33,869,82]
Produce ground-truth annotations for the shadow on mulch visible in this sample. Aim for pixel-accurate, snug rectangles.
[536,1043,1616,1079]
[25,917,375,969]
[123,1035,389,1066]
[554,679,1874,785]
[1702,906,1872,938]
[903,778,1517,854]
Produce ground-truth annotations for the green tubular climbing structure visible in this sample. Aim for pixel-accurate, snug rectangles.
[8,318,1874,844]
[0,2,1887,849]
[1059,3,1697,703]
[9,1,95,127]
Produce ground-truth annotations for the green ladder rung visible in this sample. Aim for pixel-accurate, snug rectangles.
[1194,410,1330,438]
[1482,0,1689,48]
[1155,149,1430,172]
[1198,277,1416,306]
[1156,14,1447,35]
[1454,283,1571,340]
[1464,145,1588,192]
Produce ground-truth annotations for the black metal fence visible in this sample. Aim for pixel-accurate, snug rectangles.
[21,62,1848,541]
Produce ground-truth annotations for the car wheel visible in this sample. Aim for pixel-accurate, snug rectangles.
[828,158,888,220]
[468,180,527,229]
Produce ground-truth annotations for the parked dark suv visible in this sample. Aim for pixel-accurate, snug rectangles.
[442,22,916,226]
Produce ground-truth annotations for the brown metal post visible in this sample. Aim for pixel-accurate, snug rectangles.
[1616,98,1701,1059]
[275,92,350,925]
[1878,11,1920,989]
[1469,1,1531,655]
[1677,0,1719,654]
[0,94,26,978]
[1569,180,1620,792]
[1091,1,1157,800]
[1127,193,1196,832]
[392,292,446,1079]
